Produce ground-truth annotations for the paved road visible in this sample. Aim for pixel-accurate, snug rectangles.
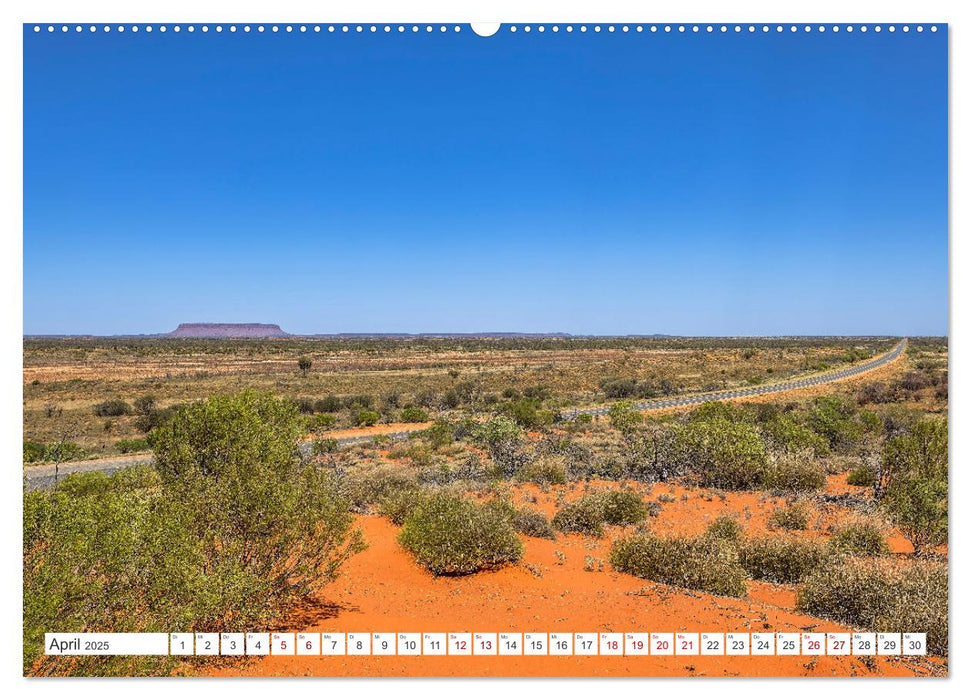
[23,340,905,490]
[561,338,906,419]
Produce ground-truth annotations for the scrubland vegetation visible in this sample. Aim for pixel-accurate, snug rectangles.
[24,336,897,461]
[24,392,364,675]
[23,337,949,675]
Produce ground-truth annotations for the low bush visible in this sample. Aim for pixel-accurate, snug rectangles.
[473,417,527,477]
[676,418,768,490]
[42,441,87,463]
[846,464,877,487]
[610,533,747,597]
[764,414,830,457]
[93,399,132,417]
[857,382,900,405]
[808,396,864,453]
[553,497,608,536]
[516,455,568,486]
[608,400,643,435]
[25,391,364,675]
[344,394,375,410]
[705,516,744,543]
[761,455,827,493]
[828,521,890,556]
[501,397,553,429]
[23,441,46,464]
[379,486,431,525]
[115,438,150,454]
[312,438,339,456]
[354,410,381,427]
[400,406,429,423]
[552,490,648,537]
[422,420,456,450]
[294,397,316,414]
[600,490,649,525]
[398,494,523,575]
[880,418,948,556]
[310,413,338,430]
[315,396,343,413]
[689,402,744,424]
[509,508,556,540]
[341,468,418,511]
[769,502,811,530]
[799,558,947,656]
[738,536,828,583]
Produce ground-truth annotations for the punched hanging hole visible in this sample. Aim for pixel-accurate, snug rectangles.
[470,23,500,37]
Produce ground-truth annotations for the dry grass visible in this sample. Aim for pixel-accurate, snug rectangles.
[24,336,902,460]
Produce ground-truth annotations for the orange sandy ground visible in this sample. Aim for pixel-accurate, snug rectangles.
[202,349,945,678]
[205,474,944,678]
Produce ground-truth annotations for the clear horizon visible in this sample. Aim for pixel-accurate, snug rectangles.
[24,26,948,336]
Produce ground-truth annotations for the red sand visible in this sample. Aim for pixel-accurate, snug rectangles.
[206,505,943,677]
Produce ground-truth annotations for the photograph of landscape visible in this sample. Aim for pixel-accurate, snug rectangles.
[22,21,947,678]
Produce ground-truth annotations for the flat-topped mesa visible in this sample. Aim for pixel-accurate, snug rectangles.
[168,323,289,338]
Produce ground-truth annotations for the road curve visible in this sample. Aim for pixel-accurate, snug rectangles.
[23,339,905,490]
[562,338,906,419]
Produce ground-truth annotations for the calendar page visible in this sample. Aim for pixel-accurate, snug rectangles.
[21,12,948,680]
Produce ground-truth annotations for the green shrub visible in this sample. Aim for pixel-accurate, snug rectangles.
[93,399,132,417]
[501,397,553,429]
[310,413,338,430]
[799,558,947,656]
[769,502,811,530]
[516,455,568,485]
[423,420,456,450]
[676,418,768,490]
[600,490,648,525]
[379,486,430,525]
[481,498,556,540]
[398,493,523,575]
[761,456,827,493]
[294,397,316,414]
[739,536,828,583]
[552,496,607,536]
[354,410,381,427]
[312,438,339,455]
[342,468,418,511]
[689,401,743,424]
[400,406,429,423]
[610,533,747,597]
[509,508,556,540]
[134,404,180,433]
[705,516,744,543]
[808,396,864,452]
[880,418,948,556]
[43,441,86,463]
[608,400,643,435]
[473,417,526,476]
[23,440,46,464]
[315,395,343,413]
[114,438,150,454]
[764,413,830,457]
[552,490,647,537]
[829,521,890,556]
[25,391,364,675]
[846,464,877,487]
[133,395,157,416]
[858,408,883,434]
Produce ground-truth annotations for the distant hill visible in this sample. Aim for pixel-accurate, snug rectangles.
[168,323,289,338]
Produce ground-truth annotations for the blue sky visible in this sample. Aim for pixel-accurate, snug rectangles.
[23,26,947,336]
